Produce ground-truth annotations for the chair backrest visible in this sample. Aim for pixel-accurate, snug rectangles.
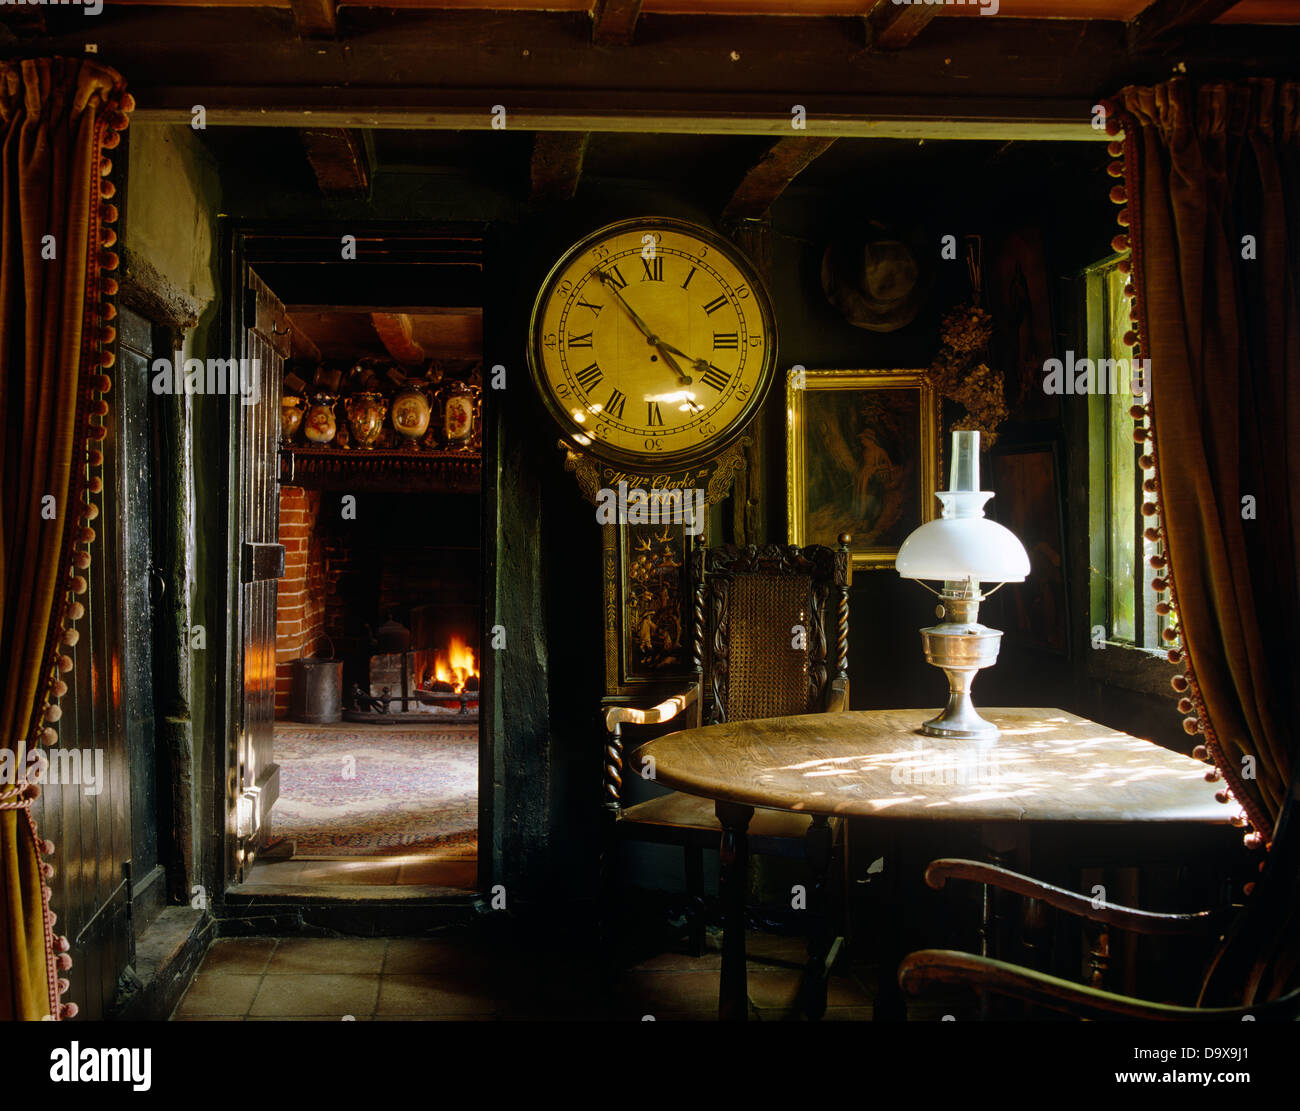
[691,539,850,726]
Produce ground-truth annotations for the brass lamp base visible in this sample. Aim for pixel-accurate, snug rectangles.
[918,611,1004,743]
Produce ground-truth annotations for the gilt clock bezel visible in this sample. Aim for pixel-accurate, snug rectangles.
[527,216,778,471]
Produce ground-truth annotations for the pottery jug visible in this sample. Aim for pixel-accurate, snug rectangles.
[303,393,338,445]
[344,391,388,449]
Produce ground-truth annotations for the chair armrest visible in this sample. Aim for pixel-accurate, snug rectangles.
[604,687,698,732]
[824,677,849,714]
[898,949,1292,1021]
[925,858,1225,937]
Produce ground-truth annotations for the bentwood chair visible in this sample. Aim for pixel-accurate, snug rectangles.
[899,755,1300,1020]
[601,535,852,1019]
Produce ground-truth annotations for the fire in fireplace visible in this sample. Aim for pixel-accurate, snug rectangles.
[418,634,480,708]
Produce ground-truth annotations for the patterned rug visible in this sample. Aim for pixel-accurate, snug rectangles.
[271,724,477,859]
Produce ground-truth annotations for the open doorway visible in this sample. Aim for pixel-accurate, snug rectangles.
[226,226,487,895]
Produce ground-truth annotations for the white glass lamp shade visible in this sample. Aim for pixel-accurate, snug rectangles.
[895,430,1029,585]
[895,507,1030,584]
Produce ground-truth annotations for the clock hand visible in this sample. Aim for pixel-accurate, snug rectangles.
[596,271,694,386]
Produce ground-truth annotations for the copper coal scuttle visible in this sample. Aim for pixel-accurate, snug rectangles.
[280,360,483,452]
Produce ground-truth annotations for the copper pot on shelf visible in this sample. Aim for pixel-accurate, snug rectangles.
[343,391,388,450]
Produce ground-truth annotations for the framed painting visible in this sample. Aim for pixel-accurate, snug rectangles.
[601,520,695,698]
[986,441,1069,656]
[787,369,939,571]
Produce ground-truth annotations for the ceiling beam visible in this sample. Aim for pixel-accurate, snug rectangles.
[28,9,1300,138]
[299,128,370,197]
[865,0,939,50]
[289,0,337,39]
[592,0,642,46]
[530,132,590,204]
[370,313,426,367]
[722,137,837,223]
[1128,0,1242,50]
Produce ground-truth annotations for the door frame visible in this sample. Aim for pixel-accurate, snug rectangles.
[217,220,497,899]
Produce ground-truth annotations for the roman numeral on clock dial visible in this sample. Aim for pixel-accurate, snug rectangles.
[702,295,728,316]
[575,363,603,392]
[567,331,593,347]
[600,265,628,290]
[641,256,663,282]
[647,401,663,426]
[604,387,627,420]
[713,332,738,349]
[700,364,731,391]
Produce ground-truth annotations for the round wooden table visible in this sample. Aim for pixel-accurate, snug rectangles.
[631,707,1230,1020]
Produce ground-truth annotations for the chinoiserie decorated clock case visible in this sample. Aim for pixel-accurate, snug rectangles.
[527,217,779,699]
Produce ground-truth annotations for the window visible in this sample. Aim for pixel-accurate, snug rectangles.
[1084,256,1169,653]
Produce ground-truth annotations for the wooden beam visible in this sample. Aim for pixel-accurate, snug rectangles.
[289,0,337,39]
[30,10,1300,138]
[722,137,836,224]
[369,313,426,367]
[592,0,642,46]
[1129,0,1242,49]
[865,0,939,50]
[530,132,589,204]
[299,128,370,197]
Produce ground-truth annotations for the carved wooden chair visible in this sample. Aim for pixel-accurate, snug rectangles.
[899,757,1300,1019]
[602,536,851,1015]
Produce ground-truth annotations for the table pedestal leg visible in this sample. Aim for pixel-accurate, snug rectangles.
[716,800,753,1022]
[799,813,834,1020]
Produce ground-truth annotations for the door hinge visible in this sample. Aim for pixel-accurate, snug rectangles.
[240,542,285,583]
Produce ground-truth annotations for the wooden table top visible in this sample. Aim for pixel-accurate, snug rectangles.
[631,708,1231,825]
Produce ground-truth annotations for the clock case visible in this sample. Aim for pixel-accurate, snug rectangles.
[526,216,778,473]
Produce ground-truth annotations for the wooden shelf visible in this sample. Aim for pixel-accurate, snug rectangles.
[279,444,481,493]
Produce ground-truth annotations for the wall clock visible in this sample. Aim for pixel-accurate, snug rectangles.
[528,217,777,472]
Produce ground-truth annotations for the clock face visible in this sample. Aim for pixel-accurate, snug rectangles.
[529,217,776,470]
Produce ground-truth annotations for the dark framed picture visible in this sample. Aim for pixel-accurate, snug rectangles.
[601,520,694,697]
[987,441,1069,656]
[787,369,940,570]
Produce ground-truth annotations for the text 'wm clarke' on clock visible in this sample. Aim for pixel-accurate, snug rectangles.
[528,217,778,471]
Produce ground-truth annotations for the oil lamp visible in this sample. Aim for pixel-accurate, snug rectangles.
[895,430,1030,742]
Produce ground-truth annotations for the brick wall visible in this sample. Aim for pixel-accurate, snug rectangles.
[274,485,326,718]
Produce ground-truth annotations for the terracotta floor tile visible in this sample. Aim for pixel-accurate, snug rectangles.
[249,973,380,1017]
[266,937,389,975]
[174,973,263,1018]
[747,969,871,1010]
[383,938,484,975]
[375,974,499,1016]
[627,949,722,972]
[615,970,721,1018]
[198,938,278,975]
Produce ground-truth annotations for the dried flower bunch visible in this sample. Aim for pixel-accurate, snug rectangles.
[928,304,1010,447]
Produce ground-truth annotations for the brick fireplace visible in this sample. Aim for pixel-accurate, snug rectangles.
[274,486,481,719]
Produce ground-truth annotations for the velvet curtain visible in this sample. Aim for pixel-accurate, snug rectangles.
[0,58,131,1021]
[1105,78,1300,841]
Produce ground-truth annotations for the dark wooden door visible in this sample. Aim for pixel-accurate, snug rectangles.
[233,267,287,878]
[117,308,165,928]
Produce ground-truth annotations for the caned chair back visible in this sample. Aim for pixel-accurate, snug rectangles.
[692,542,850,726]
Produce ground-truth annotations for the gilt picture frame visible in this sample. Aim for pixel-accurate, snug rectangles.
[787,369,939,571]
